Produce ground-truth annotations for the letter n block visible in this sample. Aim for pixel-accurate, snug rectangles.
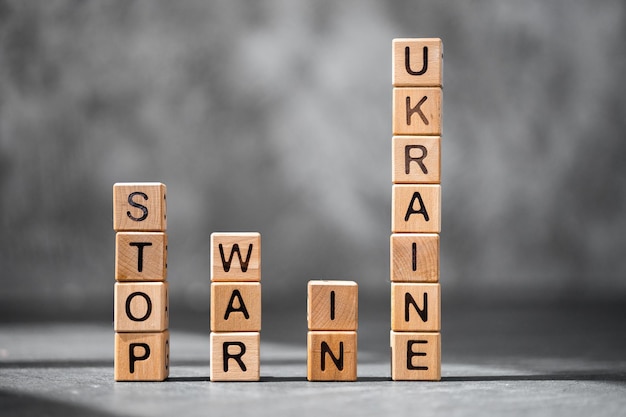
[116,232,167,281]
[392,184,441,233]
[211,232,261,281]
[211,282,261,332]
[114,282,169,332]
[390,331,440,381]
[210,332,260,381]
[307,281,358,331]
[391,283,440,332]
[115,330,170,381]
[113,183,167,232]
[307,331,357,381]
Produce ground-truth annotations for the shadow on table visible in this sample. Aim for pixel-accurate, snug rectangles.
[0,390,118,417]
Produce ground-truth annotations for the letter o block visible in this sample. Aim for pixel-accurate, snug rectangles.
[115,330,169,381]
[114,282,169,332]
[210,332,260,382]
[113,183,167,232]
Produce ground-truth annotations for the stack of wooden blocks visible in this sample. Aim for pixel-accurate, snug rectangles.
[209,232,262,381]
[390,38,443,381]
[307,280,358,381]
[113,183,170,381]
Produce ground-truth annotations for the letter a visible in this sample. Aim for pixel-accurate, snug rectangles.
[404,192,429,222]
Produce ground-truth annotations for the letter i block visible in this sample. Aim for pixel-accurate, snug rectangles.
[392,184,441,233]
[211,232,261,282]
[307,281,358,331]
[390,233,439,283]
[210,332,260,381]
[390,331,440,381]
[115,330,170,381]
[113,183,167,232]
[391,283,440,332]
[114,282,169,332]
[116,232,167,281]
[392,136,441,184]
[393,38,443,87]
[307,331,357,381]
[211,282,261,332]
[392,88,442,136]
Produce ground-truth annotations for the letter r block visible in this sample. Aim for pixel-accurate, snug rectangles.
[115,330,169,381]
[307,280,358,331]
[392,136,441,184]
[116,232,167,281]
[113,183,167,232]
[392,87,442,136]
[393,38,443,87]
[210,282,261,332]
[391,283,440,332]
[307,331,357,381]
[211,232,261,282]
[210,332,260,381]
[114,282,169,332]
[390,331,440,381]
[392,185,441,233]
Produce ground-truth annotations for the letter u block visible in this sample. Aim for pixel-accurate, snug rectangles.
[393,38,443,87]
[114,282,169,332]
[210,332,260,381]
[113,183,167,232]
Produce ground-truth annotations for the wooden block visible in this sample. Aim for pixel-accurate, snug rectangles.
[392,185,441,233]
[390,331,440,381]
[115,330,169,381]
[307,331,357,381]
[393,38,443,87]
[390,233,439,282]
[115,232,167,282]
[307,281,358,331]
[210,332,260,381]
[113,183,167,232]
[210,282,261,332]
[392,87,442,136]
[114,282,169,332]
[392,136,440,184]
[211,232,261,282]
[391,283,440,332]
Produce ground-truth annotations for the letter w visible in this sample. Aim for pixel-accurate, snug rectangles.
[219,243,253,273]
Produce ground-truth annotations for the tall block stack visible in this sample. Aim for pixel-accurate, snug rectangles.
[113,182,169,381]
[390,38,443,381]
[210,232,262,381]
[307,280,358,381]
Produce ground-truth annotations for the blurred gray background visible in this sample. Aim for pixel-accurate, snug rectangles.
[1,0,625,322]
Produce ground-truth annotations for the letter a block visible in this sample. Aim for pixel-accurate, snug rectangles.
[307,281,358,331]
[113,183,167,232]
[211,282,261,332]
[211,232,261,282]
[116,232,167,281]
[114,282,169,332]
[392,185,441,233]
[307,331,357,381]
[390,331,440,381]
[115,330,170,381]
[391,283,440,332]
[210,332,260,381]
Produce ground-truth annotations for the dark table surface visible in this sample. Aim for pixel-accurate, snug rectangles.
[1,300,625,416]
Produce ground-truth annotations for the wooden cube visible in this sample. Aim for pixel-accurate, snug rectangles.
[210,282,261,332]
[115,330,169,381]
[114,282,169,332]
[116,232,167,282]
[113,183,167,232]
[392,185,441,233]
[211,232,261,282]
[390,331,440,381]
[392,136,441,184]
[391,283,440,332]
[307,281,358,331]
[390,233,439,283]
[392,87,442,136]
[307,331,357,381]
[210,332,260,381]
[393,38,443,87]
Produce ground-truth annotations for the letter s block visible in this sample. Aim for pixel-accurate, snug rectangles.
[114,282,169,332]
[115,330,169,381]
[210,332,260,382]
[113,183,167,232]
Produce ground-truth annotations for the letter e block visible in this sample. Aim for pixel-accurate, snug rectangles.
[392,136,441,184]
[390,331,440,381]
[210,282,261,332]
[393,38,443,87]
[210,332,260,381]
[391,283,440,332]
[307,331,357,381]
[392,87,442,136]
[116,232,167,281]
[392,185,441,233]
[113,183,167,232]
[115,330,169,381]
[307,280,358,331]
[211,232,261,281]
[390,233,439,282]
[114,282,169,332]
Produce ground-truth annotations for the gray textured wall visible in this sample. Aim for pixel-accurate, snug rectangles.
[1,1,625,319]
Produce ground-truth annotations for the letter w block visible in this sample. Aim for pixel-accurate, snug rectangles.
[211,232,261,282]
